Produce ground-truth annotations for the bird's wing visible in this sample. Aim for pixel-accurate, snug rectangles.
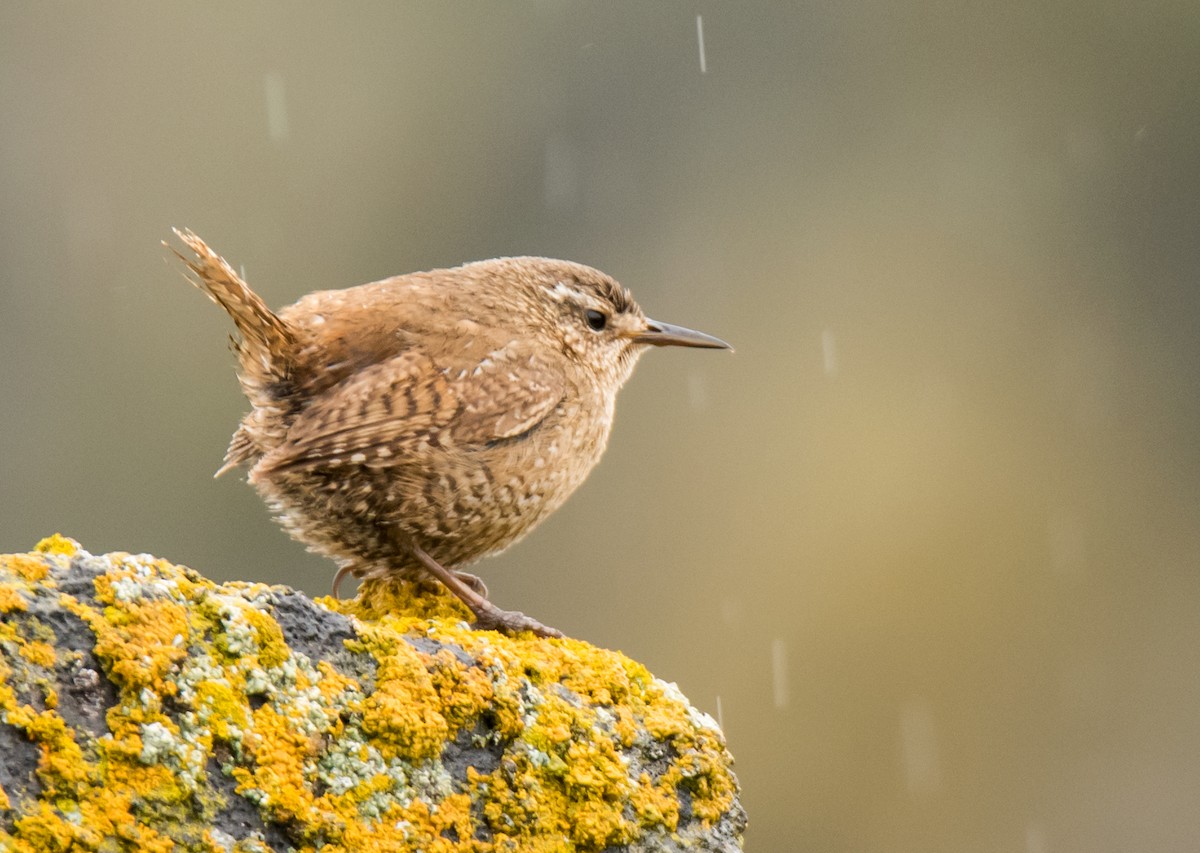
[255,348,562,475]
[448,351,565,445]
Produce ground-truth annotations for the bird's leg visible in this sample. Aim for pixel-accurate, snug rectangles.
[410,543,563,639]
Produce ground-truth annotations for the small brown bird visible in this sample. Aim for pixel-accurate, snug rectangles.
[170,229,729,637]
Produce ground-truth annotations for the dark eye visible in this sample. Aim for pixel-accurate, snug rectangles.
[584,309,608,331]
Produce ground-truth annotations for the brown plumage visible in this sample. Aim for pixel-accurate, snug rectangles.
[169,228,730,637]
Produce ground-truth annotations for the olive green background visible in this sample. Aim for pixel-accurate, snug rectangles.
[4,3,1200,850]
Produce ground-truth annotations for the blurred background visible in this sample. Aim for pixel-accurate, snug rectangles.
[3,2,1200,849]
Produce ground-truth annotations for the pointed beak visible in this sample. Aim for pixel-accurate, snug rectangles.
[630,319,733,351]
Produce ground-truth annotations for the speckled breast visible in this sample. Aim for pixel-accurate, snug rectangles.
[255,394,613,577]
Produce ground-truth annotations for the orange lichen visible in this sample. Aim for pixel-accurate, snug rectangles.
[344,576,474,626]
[341,580,740,844]
[629,772,681,830]
[348,625,448,763]
[18,640,56,669]
[12,794,177,853]
[0,540,742,852]
[234,702,319,825]
[0,583,28,613]
[72,593,190,696]
[4,554,48,583]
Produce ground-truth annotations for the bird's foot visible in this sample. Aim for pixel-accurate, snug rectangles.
[470,603,564,639]
[452,570,489,598]
[404,540,563,638]
[331,564,359,598]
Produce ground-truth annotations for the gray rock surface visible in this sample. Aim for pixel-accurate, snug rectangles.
[0,537,746,851]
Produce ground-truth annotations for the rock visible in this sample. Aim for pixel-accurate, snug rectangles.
[0,536,745,852]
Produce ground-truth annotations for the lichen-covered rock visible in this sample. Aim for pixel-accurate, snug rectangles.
[0,537,745,852]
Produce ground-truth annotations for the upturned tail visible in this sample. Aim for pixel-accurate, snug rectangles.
[168,228,300,475]
[168,228,297,393]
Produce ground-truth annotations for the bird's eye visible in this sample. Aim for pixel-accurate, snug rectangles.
[584,309,608,332]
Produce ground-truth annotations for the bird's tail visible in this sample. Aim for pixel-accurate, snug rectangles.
[167,228,297,402]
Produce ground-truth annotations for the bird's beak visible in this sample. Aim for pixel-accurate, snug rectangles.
[630,319,733,351]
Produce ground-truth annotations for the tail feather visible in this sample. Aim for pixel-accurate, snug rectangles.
[215,423,258,477]
[167,228,297,402]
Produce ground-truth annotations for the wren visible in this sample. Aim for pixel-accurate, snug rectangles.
[169,229,730,637]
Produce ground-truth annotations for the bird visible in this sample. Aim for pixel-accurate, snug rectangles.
[168,228,730,637]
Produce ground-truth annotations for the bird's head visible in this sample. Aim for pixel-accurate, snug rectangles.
[477,257,731,391]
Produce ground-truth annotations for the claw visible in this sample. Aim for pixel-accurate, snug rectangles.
[406,539,564,639]
[471,606,564,639]
[331,564,357,598]
[452,570,489,598]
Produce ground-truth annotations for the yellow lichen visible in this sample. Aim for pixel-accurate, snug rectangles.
[192,676,248,742]
[238,604,290,669]
[629,772,680,830]
[18,640,57,669]
[0,583,28,613]
[343,576,474,626]
[3,554,48,583]
[71,591,191,696]
[234,702,319,826]
[351,623,450,762]
[33,534,79,558]
[1,699,90,795]
[0,541,741,852]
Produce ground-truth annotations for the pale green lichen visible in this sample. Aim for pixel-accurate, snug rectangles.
[0,536,743,852]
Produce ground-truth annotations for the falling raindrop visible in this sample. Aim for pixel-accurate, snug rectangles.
[719,597,743,628]
[899,696,941,795]
[821,329,838,377]
[1022,825,1051,849]
[715,694,724,732]
[770,639,788,709]
[264,71,289,143]
[696,15,707,74]
[1026,823,1049,853]
[544,134,580,212]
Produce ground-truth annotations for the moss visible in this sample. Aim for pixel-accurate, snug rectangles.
[0,538,743,851]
